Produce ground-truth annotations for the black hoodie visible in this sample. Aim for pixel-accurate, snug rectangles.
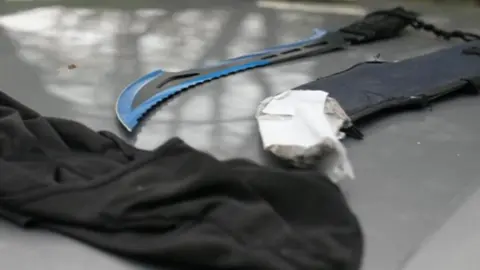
[0,91,363,270]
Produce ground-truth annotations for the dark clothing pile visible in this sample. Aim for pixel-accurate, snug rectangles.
[0,91,363,269]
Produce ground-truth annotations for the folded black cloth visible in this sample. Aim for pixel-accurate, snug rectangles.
[0,91,363,270]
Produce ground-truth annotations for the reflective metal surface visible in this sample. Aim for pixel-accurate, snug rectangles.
[0,0,480,269]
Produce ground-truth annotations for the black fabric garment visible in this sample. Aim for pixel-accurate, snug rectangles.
[0,91,363,270]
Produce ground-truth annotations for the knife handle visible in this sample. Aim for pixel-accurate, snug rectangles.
[339,7,418,44]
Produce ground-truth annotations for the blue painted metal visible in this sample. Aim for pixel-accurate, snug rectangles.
[116,69,164,131]
[212,28,326,66]
[116,60,271,131]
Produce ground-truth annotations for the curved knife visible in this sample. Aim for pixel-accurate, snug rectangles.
[116,7,417,131]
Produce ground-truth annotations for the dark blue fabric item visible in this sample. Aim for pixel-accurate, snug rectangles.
[294,41,480,121]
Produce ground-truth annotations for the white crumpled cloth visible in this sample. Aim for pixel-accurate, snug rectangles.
[255,90,355,182]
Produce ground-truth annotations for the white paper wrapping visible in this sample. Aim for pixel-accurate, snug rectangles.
[255,90,355,182]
